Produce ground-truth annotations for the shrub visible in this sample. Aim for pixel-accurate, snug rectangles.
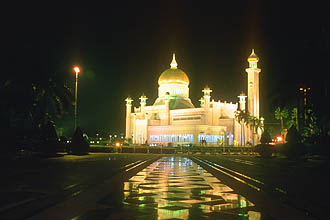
[254,144,273,158]
[39,122,61,154]
[260,130,272,144]
[69,127,90,155]
[284,126,306,159]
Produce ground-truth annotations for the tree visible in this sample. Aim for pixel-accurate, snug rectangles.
[300,108,320,143]
[1,72,73,155]
[235,110,250,146]
[284,125,307,158]
[286,125,301,145]
[69,127,90,155]
[39,121,60,154]
[29,76,73,129]
[260,130,272,144]
[286,108,298,129]
[275,107,289,130]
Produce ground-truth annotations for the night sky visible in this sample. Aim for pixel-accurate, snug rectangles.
[2,1,329,137]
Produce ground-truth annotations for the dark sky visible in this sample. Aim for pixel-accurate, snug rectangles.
[2,1,329,136]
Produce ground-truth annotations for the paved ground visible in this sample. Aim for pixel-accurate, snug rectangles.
[2,153,329,220]
[30,156,266,220]
[1,153,157,219]
[195,155,330,220]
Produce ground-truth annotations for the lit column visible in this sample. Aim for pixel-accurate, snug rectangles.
[144,112,148,145]
[165,92,170,125]
[299,87,311,129]
[125,97,133,139]
[237,93,247,146]
[139,95,147,112]
[238,92,247,111]
[202,86,212,124]
[73,66,80,131]
[133,113,136,144]
[199,97,205,107]
[245,49,261,118]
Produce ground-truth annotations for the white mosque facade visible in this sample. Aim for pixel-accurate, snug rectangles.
[125,50,262,146]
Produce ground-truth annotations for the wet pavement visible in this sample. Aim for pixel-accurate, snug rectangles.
[79,156,264,219]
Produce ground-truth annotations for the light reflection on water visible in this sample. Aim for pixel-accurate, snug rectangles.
[123,156,260,220]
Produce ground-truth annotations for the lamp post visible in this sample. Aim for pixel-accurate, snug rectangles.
[73,66,80,131]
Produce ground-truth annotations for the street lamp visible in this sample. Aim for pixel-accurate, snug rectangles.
[73,66,80,131]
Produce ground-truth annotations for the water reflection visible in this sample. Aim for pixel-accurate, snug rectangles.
[123,156,260,220]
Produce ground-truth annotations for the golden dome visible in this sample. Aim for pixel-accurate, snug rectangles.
[158,53,190,86]
[248,49,259,62]
[158,68,190,85]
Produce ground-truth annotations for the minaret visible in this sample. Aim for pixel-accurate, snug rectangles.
[245,49,261,118]
[139,95,147,112]
[238,92,247,111]
[202,86,212,124]
[238,92,247,146]
[125,97,133,139]
[199,97,205,107]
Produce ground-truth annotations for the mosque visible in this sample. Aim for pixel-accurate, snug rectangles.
[125,50,262,146]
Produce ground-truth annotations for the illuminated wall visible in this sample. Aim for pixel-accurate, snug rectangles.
[159,84,189,98]
[198,134,225,143]
[149,134,194,143]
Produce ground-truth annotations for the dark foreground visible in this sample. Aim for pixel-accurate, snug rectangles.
[2,153,329,220]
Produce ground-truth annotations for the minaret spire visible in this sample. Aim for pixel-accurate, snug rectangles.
[170,53,178,69]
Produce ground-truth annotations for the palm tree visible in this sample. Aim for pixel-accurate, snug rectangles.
[235,110,251,146]
[2,71,73,154]
[235,110,244,146]
[30,76,73,129]
[286,108,298,129]
[275,107,289,130]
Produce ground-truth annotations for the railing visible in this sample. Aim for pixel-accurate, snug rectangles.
[89,144,256,155]
[175,146,256,155]
[120,145,256,155]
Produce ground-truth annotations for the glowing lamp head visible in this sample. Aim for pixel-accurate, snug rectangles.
[73,66,80,74]
[115,141,121,148]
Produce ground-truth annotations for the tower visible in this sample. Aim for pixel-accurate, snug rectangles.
[139,95,147,112]
[245,49,261,118]
[125,97,133,139]
[202,86,212,124]
[238,92,247,145]
[238,92,247,111]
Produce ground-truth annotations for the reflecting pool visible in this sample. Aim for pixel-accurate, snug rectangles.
[122,156,261,220]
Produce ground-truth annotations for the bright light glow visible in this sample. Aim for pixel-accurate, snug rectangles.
[276,136,283,143]
[170,53,177,69]
[73,66,80,74]
[115,142,121,148]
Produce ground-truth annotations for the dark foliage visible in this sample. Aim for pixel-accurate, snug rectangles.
[254,144,273,158]
[260,130,272,144]
[39,121,61,154]
[286,125,300,143]
[69,127,90,155]
[283,125,306,158]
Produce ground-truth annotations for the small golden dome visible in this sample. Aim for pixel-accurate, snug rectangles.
[158,54,190,86]
[248,49,259,62]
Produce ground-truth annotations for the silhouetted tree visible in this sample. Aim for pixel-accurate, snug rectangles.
[39,121,60,154]
[275,107,289,130]
[69,127,89,155]
[286,125,300,144]
[260,130,272,144]
[284,125,306,158]
[1,71,73,155]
